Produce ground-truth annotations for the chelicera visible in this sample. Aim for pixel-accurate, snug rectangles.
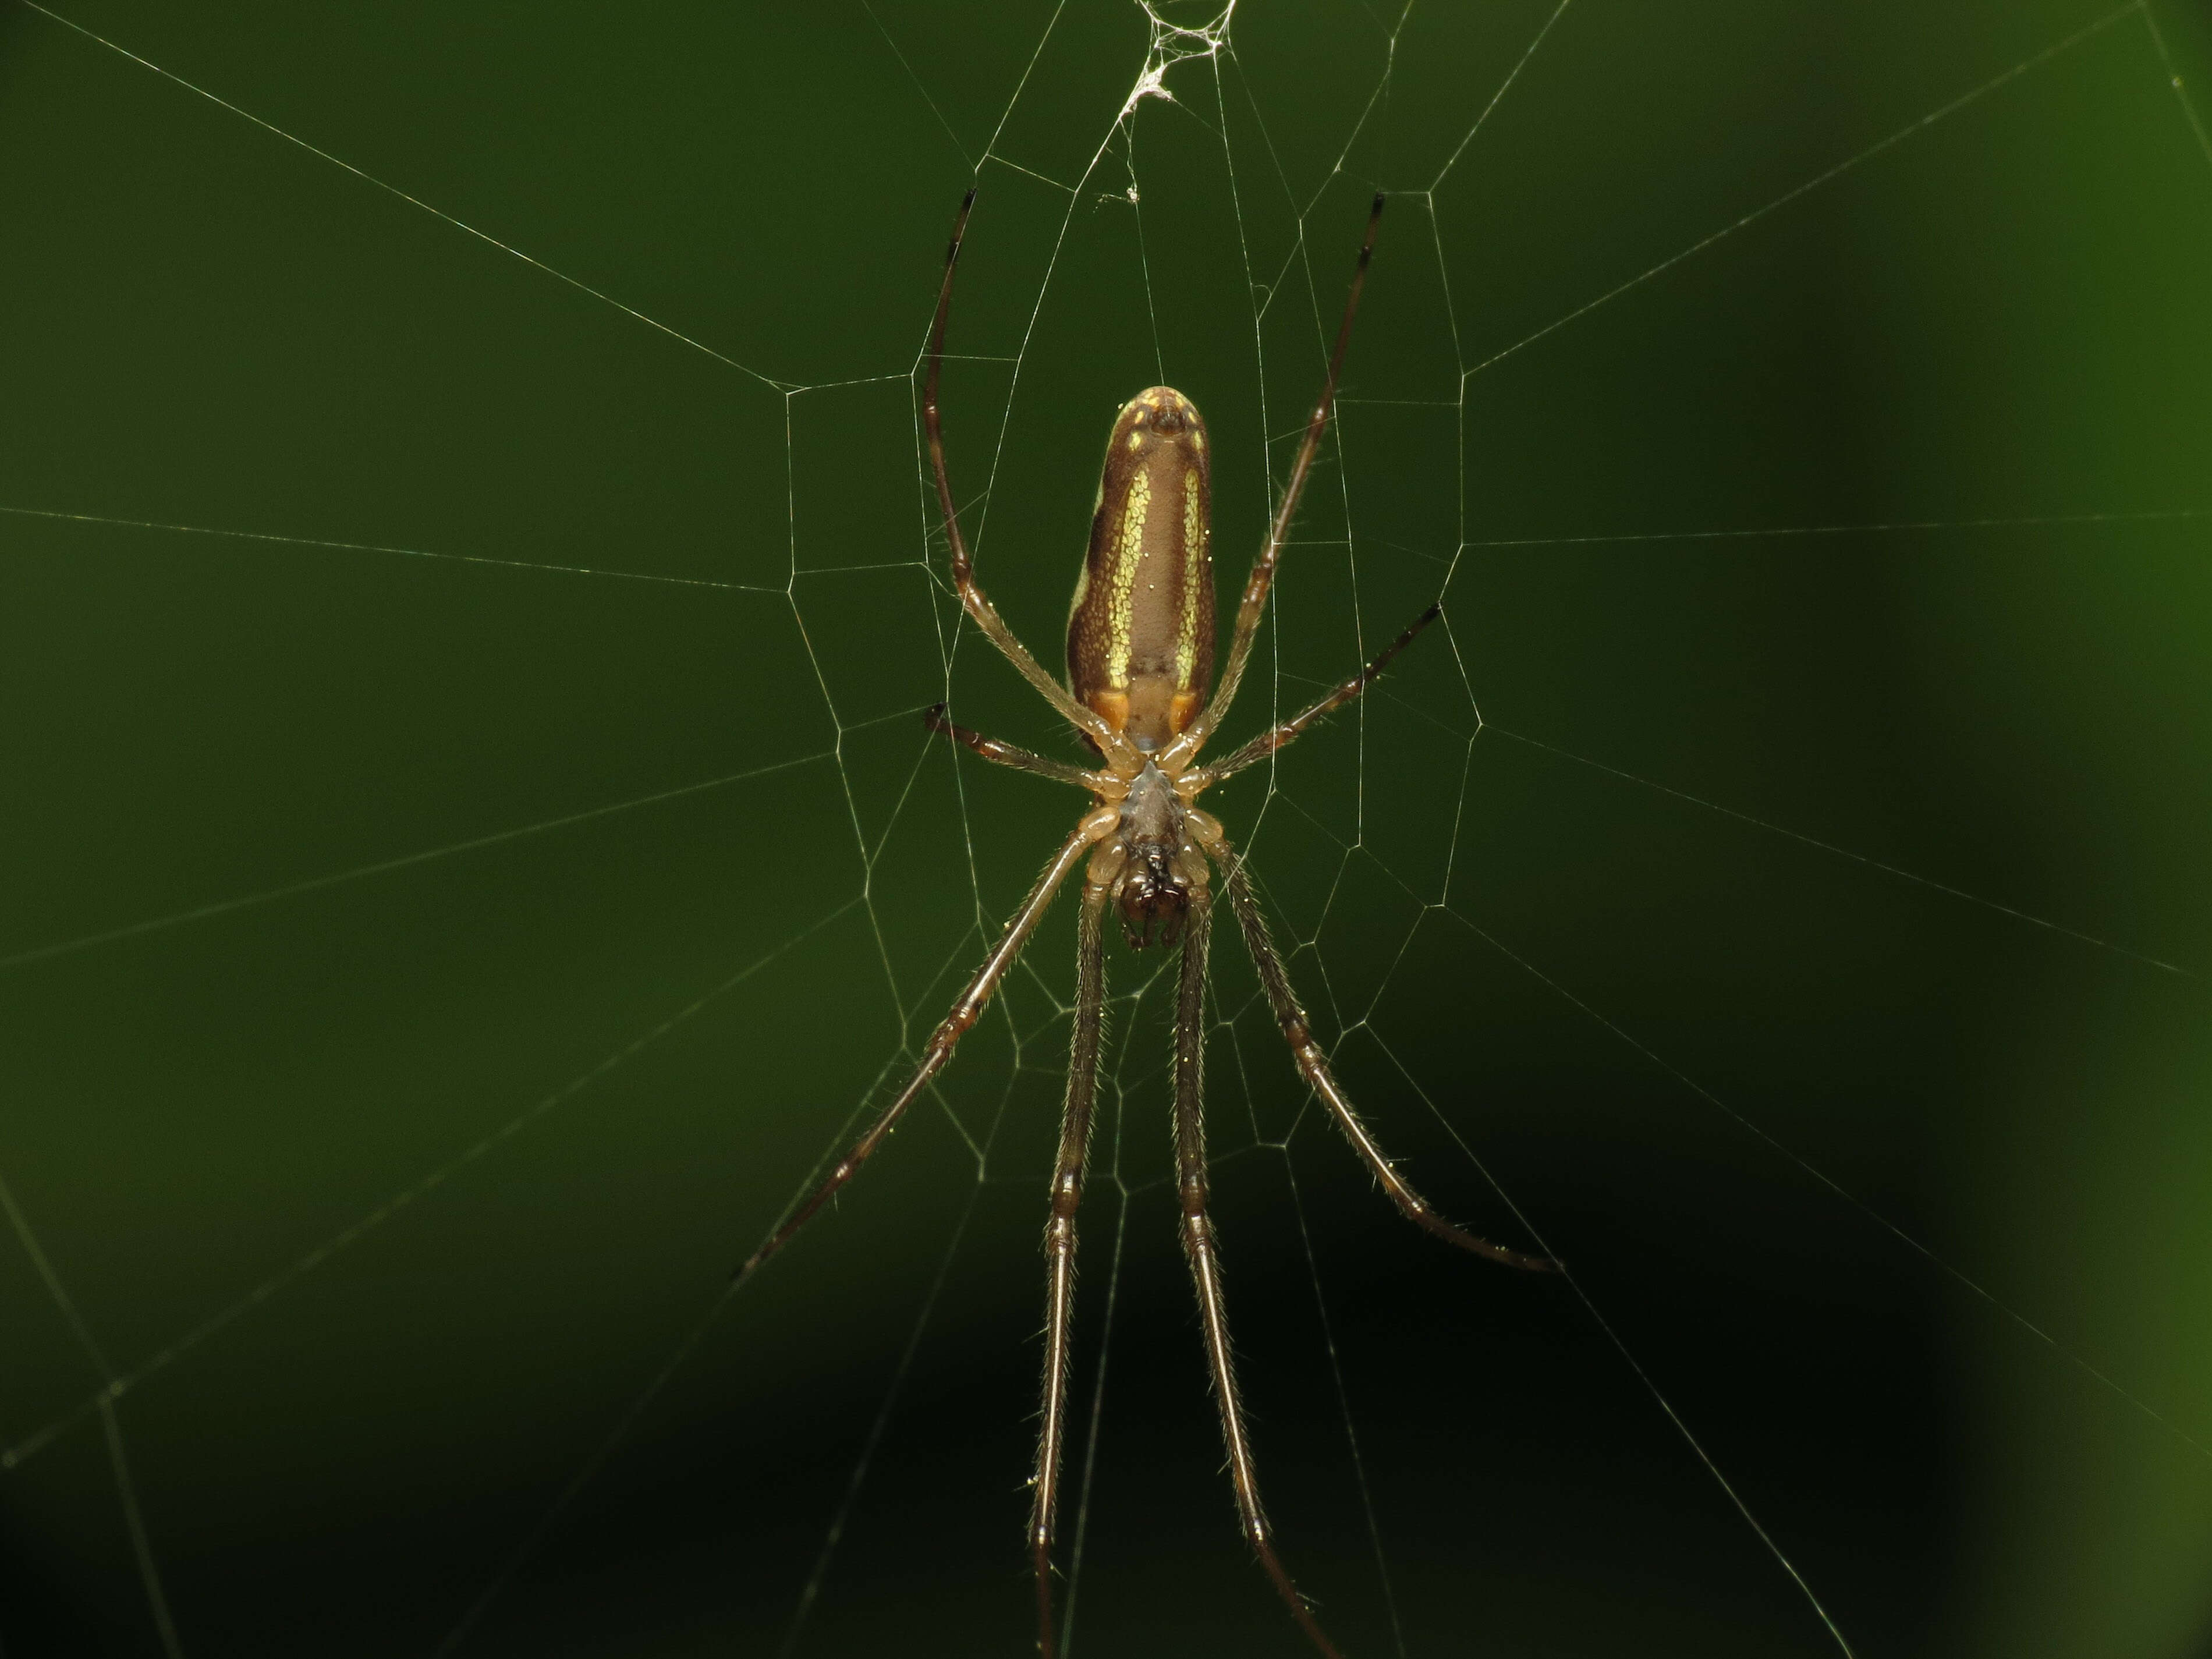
[739,190,1550,1657]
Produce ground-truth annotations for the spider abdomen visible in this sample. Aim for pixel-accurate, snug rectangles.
[1066,386,1214,753]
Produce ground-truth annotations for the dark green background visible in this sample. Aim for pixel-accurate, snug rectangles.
[3,2,2209,1654]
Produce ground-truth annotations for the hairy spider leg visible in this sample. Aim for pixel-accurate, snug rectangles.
[736,811,1114,1281]
[1161,192,1388,774]
[923,703,1110,793]
[1189,601,1442,790]
[923,190,1132,764]
[1172,887,1346,1658]
[1203,830,1553,1273]
[1030,874,1111,1659]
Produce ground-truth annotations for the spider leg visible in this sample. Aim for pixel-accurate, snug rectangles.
[1172,886,1346,1659]
[1186,602,1440,792]
[1163,194,1386,773]
[923,193,1128,759]
[1203,830,1552,1273]
[737,809,1114,1280]
[1030,873,1110,1659]
[923,703,1111,793]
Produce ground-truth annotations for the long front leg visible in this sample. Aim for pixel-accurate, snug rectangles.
[1162,194,1385,772]
[1030,873,1110,1658]
[1202,828,1551,1274]
[1172,888,1345,1659]
[738,810,1114,1280]
[921,192,1127,760]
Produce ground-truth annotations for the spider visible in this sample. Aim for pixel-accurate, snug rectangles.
[739,190,1551,1658]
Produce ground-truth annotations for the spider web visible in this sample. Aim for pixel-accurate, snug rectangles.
[2,1,2210,1655]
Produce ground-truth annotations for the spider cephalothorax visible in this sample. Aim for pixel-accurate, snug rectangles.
[739,192,1551,1659]
[1098,760,1203,949]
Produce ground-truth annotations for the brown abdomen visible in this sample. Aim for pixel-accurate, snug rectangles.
[1066,387,1215,752]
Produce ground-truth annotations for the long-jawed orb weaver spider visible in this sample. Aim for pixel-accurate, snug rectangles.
[738,190,1552,1658]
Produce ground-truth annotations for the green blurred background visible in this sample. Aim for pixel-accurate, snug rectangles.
[3,1,2209,1654]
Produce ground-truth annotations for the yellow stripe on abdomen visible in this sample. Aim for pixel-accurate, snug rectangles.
[1176,470,1203,687]
[1104,470,1150,686]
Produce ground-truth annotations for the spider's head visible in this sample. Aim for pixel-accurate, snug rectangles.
[1112,761,1194,949]
[1115,845,1190,950]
